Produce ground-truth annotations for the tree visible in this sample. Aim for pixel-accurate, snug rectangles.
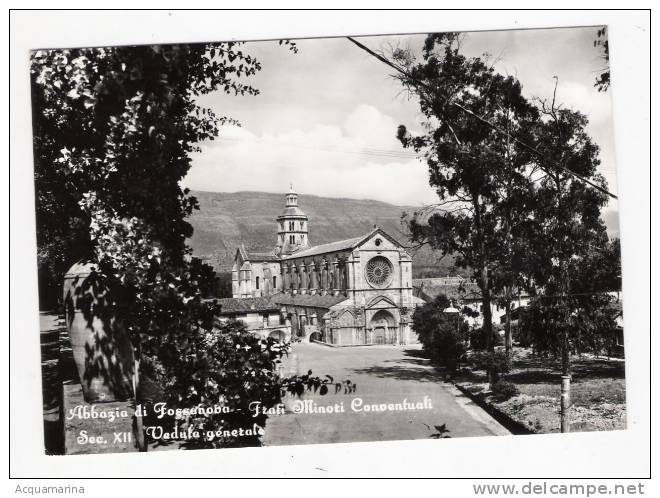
[520,237,622,359]
[394,34,539,367]
[30,41,301,448]
[594,27,610,92]
[31,43,266,301]
[412,294,468,371]
[523,92,614,377]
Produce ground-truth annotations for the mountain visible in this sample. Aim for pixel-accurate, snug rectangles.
[186,190,465,278]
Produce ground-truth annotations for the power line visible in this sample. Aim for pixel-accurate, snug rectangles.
[346,36,618,200]
[215,135,421,160]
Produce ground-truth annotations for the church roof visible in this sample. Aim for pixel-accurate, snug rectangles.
[216,297,280,314]
[271,293,348,309]
[237,245,279,262]
[246,251,280,262]
[277,206,307,217]
[283,234,365,259]
[282,227,393,260]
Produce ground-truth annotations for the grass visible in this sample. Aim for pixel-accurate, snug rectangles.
[453,347,626,434]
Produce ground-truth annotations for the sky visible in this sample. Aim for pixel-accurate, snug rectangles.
[182,26,620,236]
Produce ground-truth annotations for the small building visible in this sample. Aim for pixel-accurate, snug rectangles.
[227,187,426,346]
[232,247,281,298]
[215,297,292,342]
[412,277,532,330]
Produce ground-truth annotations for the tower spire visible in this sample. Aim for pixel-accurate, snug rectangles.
[276,186,309,255]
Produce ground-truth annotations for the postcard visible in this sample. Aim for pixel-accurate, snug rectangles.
[31,26,624,456]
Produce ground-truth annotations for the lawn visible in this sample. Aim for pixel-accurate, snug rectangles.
[453,348,626,434]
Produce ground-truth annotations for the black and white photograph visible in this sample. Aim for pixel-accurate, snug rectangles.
[9,9,652,483]
[29,24,628,456]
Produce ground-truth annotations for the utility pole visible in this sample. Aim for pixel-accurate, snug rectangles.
[559,248,572,433]
[345,36,608,432]
[555,165,572,433]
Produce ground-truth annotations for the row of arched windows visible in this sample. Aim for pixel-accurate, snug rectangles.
[285,221,306,231]
[287,234,305,245]
[255,275,277,290]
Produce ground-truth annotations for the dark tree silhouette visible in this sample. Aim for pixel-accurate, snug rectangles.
[31,41,300,448]
[594,27,610,92]
[393,34,539,369]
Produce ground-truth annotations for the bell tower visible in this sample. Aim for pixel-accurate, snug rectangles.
[276,184,310,255]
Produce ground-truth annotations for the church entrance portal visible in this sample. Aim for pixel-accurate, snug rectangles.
[373,327,386,344]
[368,309,397,345]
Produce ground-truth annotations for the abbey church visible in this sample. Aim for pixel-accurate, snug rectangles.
[226,187,424,346]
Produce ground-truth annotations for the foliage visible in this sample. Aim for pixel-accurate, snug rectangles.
[412,294,469,371]
[573,238,621,294]
[143,320,355,449]
[394,33,540,352]
[469,326,503,351]
[392,34,618,369]
[428,423,451,439]
[471,350,512,382]
[280,372,357,397]
[215,271,234,298]
[30,41,298,448]
[520,93,616,366]
[593,27,610,92]
[517,235,622,358]
[490,380,519,401]
[469,327,487,351]
[31,43,266,296]
[144,320,288,448]
[520,293,621,359]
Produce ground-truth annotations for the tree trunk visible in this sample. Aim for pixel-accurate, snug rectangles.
[480,264,497,385]
[505,290,513,355]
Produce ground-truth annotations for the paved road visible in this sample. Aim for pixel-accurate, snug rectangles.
[263,342,509,446]
[40,312,65,454]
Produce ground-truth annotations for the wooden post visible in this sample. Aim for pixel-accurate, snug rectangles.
[560,374,571,433]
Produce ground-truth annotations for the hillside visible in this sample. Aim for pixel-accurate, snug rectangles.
[187,190,466,278]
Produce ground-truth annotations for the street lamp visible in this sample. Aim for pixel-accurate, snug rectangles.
[444,300,460,336]
[444,300,462,368]
[443,300,459,315]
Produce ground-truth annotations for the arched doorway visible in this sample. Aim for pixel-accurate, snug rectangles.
[309,331,322,343]
[369,309,397,345]
[269,329,287,342]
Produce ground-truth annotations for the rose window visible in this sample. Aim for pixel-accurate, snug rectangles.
[365,256,393,288]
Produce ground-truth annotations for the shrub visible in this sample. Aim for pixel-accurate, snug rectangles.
[141,319,288,449]
[491,380,519,400]
[471,350,512,381]
[469,326,505,350]
[412,295,469,371]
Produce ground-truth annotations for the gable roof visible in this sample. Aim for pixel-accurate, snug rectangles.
[271,293,348,309]
[365,295,398,309]
[282,226,405,260]
[216,297,280,314]
[283,234,364,259]
[246,251,279,262]
[235,244,279,263]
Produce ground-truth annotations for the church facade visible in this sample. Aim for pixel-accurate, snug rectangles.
[230,187,424,346]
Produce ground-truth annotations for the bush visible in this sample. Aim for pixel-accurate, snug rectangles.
[469,327,487,350]
[412,295,469,371]
[491,380,519,400]
[435,329,467,372]
[469,327,505,350]
[471,350,512,381]
[141,319,288,449]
